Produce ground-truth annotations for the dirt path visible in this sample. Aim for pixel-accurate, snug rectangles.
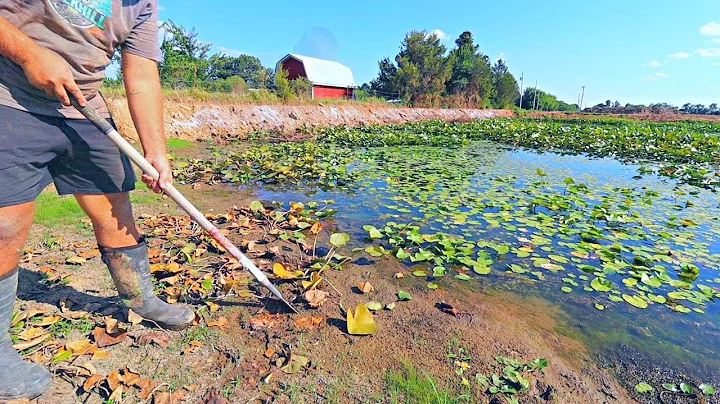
[9,182,639,404]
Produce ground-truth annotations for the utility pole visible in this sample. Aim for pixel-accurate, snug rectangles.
[518,73,524,109]
[579,86,585,111]
[532,80,538,111]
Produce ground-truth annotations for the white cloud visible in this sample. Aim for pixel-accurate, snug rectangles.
[641,72,669,81]
[697,48,720,57]
[713,38,720,44]
[430,29,449,40]
[700,21,720,36]
[669,51,691,59]
[216,46,246,57]
[644,60,662,67]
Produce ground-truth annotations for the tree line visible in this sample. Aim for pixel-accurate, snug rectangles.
[363,30,575,111]
[585,101,720,115]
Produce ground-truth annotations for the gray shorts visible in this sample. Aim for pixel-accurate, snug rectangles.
[0,105,135,208]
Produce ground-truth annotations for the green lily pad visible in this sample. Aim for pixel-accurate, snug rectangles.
[622,294,648,309]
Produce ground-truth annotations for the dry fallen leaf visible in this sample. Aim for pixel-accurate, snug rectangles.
[246,313,282,330]
[93,326,127,348]
[310,222,323,235]
[108,385,123,402]
[91,349,109,360]
[127,310,143,325]
[137,378,159,400]
[65,255,86,265]
[120,367,141,386]
[346,303,377,335]
[183,340,204,354]
[135,331,171,348]
[272,262,303,280]
[34,315,61,327]
[205,301,220,312]
[357,281,374,294]
[304,290,329,308]
[280,354,309,374]
[106,369,121,391]
[301,271,322,290]
[65,339,92,354]
[264,348,275,358]
[207,317,228,329]
[17,327,47,341]
[12,334,50,351]
[83,374,104,392]
[394,272,404,279]
[294,316,323,329]
[200,387,231,404]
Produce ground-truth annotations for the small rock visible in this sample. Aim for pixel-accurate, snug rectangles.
[289,111,300,120]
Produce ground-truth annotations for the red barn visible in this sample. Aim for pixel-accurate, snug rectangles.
[276,54,356,99]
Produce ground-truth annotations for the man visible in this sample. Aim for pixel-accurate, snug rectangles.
[0,1,196,400]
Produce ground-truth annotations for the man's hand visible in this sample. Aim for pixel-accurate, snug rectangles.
[142,154,172,194]
[19,46,87,107]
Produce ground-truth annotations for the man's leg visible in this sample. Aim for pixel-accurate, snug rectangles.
[75,193,195,329]
[0,202,53,400]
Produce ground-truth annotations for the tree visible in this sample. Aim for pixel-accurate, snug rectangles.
[369,58,398,98]
[206,54,273,88]
[274,67,292,101]
[491,60,519,109]
[446,31,494,107]
[158,20,211,89]
[393,30,452,105]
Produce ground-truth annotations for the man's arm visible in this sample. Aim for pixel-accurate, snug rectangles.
[0,16,86,106]
[121,50,171,194]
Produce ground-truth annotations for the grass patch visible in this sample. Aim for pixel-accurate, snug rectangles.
[34,192,85,228]
[34,181,159,228]
[387,362,470,404]
[167,137,194,149]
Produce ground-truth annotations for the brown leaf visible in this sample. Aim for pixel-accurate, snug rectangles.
[135,331,171,348]
[83,374,104,392]
[127,309,143,325]
[65,339,92,354]
[120,367,141,386]
[107,369,121,391]
[303,290,329,308]
[66,255,86,265]
[394,272,405,279]
[294,316,323,329]
[201,387,231,404]
[246,312,282,330]
[137,378,159,400]
[264,348,275,358]
[93,326,127,348]
[91,349,109,360]
[207,317,228,329]
[357,281,374,294]
[77,248,99,259]
[205,301,220,312]
[183,340,204,354]
[108,385,123,402]
[154,391,172,404]
[309,222,323,235]
[12,334,50,351]
[34,315,61,326]
[17,327,47,341]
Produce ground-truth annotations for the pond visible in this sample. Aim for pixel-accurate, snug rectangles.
[174,118,720,391]
[252,141,720,387]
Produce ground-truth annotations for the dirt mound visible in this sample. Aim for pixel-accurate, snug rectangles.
[105,97,512,141]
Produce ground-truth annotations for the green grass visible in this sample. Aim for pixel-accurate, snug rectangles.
[34,181,160,228]
[167,137,194,149]
[387,362,470,404]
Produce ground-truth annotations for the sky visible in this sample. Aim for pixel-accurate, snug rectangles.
[153,0,720,107]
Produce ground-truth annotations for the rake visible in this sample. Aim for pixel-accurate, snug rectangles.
[72,101,298,314]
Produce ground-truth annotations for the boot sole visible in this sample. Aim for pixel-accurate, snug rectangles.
[0,376,52,401]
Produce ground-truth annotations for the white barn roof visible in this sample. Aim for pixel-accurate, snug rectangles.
[278,54,356,88]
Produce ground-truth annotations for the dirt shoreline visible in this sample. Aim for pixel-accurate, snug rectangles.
[106,97,512,141]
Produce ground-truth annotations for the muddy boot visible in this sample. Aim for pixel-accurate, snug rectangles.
[100,241,195,330]
[0,268,52,400]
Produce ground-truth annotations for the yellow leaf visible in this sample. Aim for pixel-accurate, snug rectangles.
[346,303,377,335]
[301,272,322,290]
[17,327,47,341]
[34,315,61,327]
[65,339,92,354]
[127,310,143,325]
[66,255,86,265]
[272,263,302,280]
[357,281,374,294]
[12,334,50,351]
[108,385,123,402]
[91,349,109,360]
[205,301,220,312]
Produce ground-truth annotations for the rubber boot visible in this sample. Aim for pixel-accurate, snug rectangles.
[100,241,195,330]
[0,268,52,400]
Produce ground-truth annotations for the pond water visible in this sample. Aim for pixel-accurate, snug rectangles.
[250,140,720,384]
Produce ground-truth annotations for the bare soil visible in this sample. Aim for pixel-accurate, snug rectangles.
[10,181,640,404]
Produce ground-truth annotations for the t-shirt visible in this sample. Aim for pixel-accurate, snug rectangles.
[0,0,160,119]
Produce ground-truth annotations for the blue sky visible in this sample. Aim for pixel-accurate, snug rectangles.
[153,0,720,107]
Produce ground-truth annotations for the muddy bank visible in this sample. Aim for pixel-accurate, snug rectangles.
[105,97,511,141]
